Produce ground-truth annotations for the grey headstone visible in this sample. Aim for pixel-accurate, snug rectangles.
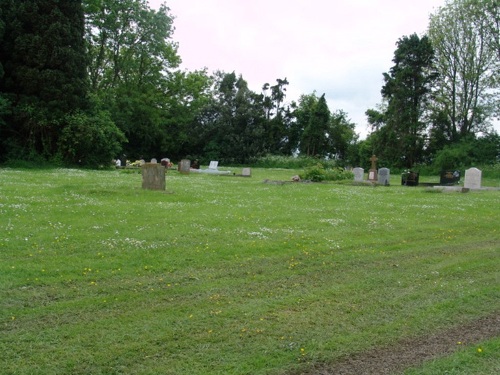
[141,163,166,190]
[353,167,364,182]
[150,158,157,164]
[378,168,390,185]
[242,167,251,177]
[464,167,481,189]
[179,159,191,174]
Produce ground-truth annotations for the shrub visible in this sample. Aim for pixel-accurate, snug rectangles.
[299,163,354,182]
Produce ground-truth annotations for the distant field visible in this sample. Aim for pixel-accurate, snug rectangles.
[1,167,499,375]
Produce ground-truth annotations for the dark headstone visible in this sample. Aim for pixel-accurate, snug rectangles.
[440,170,460,185]
[402,171,419,186]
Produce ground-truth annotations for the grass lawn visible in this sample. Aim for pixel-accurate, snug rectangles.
[1,167,499,374]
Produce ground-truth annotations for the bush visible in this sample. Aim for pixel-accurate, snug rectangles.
[299,163,354,182]
[58,110,126,168]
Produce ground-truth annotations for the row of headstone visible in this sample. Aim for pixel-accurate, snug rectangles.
[354,165,482,189]
[353,167,391,185]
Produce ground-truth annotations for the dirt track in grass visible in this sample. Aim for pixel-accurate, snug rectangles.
[296,313,500,375]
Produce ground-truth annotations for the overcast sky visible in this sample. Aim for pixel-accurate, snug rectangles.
[150,1,448,139]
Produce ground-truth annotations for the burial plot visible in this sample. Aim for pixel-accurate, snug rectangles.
[142,163,166,190]
[464,167,482,189]
[353,167,364,182]
[378,168,390,185]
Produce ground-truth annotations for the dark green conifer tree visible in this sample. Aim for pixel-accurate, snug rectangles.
[0,0,87,160]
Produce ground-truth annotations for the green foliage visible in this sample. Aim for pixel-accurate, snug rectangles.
[300,93,330,157]
[299,163,354,182]
[431,134,500,173]
[376,33,437,168]
[58,110,126,167]
[0,0,88,160]
[428,0,499,140]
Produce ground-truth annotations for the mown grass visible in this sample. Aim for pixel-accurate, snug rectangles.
[1,167,499,375]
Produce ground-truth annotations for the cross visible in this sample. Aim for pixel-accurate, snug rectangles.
[370,155,378,170]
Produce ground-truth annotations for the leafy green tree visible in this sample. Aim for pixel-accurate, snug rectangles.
[428,0,499,141]
[378,33,437,168]
[299,93,331,157]
[194,72,267,164]
[84,0,181,159]
[261,78,290,154]
[0,0,88,160]
[58,103,126,167]
[328,110,358,164]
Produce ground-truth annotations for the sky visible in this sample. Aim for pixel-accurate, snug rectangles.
[149,0,448,139]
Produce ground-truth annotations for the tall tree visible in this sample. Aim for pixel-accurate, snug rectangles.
[300,93,330,157]
[428,0,499,141]
[328,110,358,163]
[0,0,88,160]
[84,0,182,159]
[379,33,437,168]
[194,71,266,164]
[261,78,290,154]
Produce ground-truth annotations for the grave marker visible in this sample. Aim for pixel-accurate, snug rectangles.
[464,167,481,189]
[142,163,166,190]
[440,170,460,185]
[368,155,378,181]
[242,168,251,177]
[179,159,191,174]
[353,167,364,182]
[378,168,390,185]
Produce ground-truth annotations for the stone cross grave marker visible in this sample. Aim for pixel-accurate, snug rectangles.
[378,167,390,185]
[464,167,482,189]
[368,155,378,181]
[353,167,364,182]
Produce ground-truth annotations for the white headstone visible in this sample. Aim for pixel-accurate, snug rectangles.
[378,168,390,185]
[464,167,481,189]
[353,167,364,182]
[242,168,251,177]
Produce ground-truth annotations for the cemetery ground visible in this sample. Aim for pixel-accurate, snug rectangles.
[1,167,499,375]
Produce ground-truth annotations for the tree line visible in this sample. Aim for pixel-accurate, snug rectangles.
[0,0,498,169]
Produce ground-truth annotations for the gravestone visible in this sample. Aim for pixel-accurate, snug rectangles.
[150,158,157,164]
[402,171,419,186]
[464,167,481,189]
[142,163,165,190]
[440,170,460,185]
[368,155,378,181]
[179,159,191,174]
[378,168,390,185]
[242,167,251,177]
[353,167,364,182]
